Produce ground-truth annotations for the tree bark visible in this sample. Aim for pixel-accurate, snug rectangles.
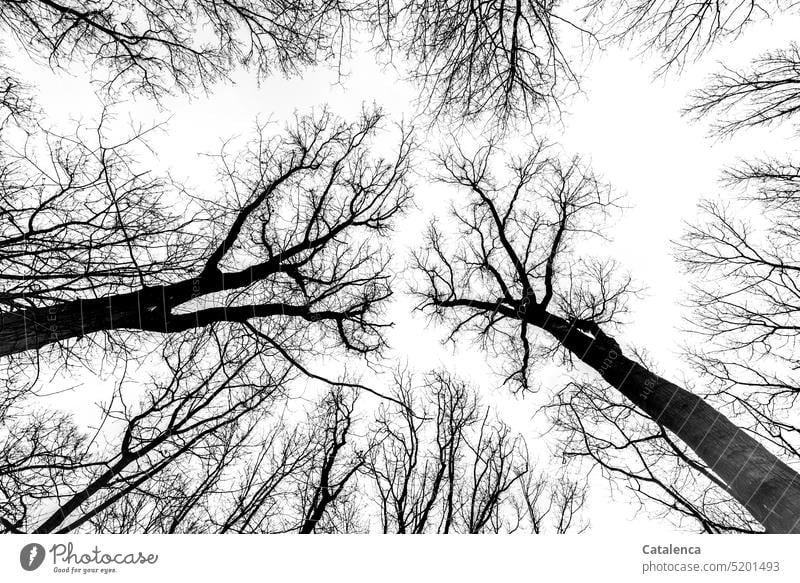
[0,280,195,356]
[532,311,800,533]
[0,272,339,357]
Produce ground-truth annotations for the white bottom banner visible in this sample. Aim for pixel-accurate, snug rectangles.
[1,535,797,582]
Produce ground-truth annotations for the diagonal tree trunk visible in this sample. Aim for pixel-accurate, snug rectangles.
[533,311,800,534]
[0,289,168,357]
[0,273,357,358]
[0,276,203,356]
[422,136,800,532]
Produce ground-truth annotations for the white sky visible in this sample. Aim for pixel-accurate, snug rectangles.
[12,12,800,533]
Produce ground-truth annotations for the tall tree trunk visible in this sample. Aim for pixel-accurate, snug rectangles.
[0,283,188,356]
[0,293,146,356]
[299,501,327,534]
[0,272,319,357]
[533,311,800,534]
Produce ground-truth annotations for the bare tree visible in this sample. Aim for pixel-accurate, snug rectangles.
[3,339,374,535]
[211,419,317,534]
[366,368,584,533]
[0,105,416,534]
[588,0,782,73]
[678,158,800,505]
[457,411,529,533]
[0,0,360,98]
[2,353,590,534]
[0,326,291,533]
[580,0,800,533]
[209,384,366,534]
[296,387,366,534]
[0,406,86,533]
[685,43,800,135]
[412,139,800,533]
[8,0,797,537]
[0,107,413,362]
[590,1,800,134]
[548,378,760,532]
[0,58,31,127]
[372,0,590,125]
[368,368,477,533]
[515,467,588,533]
[650,0,800,530]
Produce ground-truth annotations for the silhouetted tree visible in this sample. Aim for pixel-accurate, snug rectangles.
[296,387,365,534]
[0,104,415,534]
[368,368,478,533]
[457,410,529,533]
[3,358,586,534]
[685,44,800,135]
[373,0,589,125]
[0,0,360,97]
[588,0,785,73]
[2,327,290,533]
[412,140,800,533]
[366,368,584,533]
[548,378,760,532]
[0,107,413,360]
[11,0,799,536]
[209,384,366,534]
[677,156,800,530]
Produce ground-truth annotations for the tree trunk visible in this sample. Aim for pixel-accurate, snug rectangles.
[534,312,800,534]
[0,272,310,357]
[0,284,182,357]
[299,501,327,534]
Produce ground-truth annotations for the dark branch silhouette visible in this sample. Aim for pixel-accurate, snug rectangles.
[548,378,760,533]
[686,44,800,135]
[0,0,359,97]
[413,140,800,533]
[589,0,779,73]
[679,157,800,506]
[366,368,585,533]
[0,107,414,362]
[374,0,589,125]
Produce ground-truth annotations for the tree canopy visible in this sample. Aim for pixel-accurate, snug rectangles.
[2,0,800,534]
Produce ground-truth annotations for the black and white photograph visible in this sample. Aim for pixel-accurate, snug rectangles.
[0,1,799,581]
